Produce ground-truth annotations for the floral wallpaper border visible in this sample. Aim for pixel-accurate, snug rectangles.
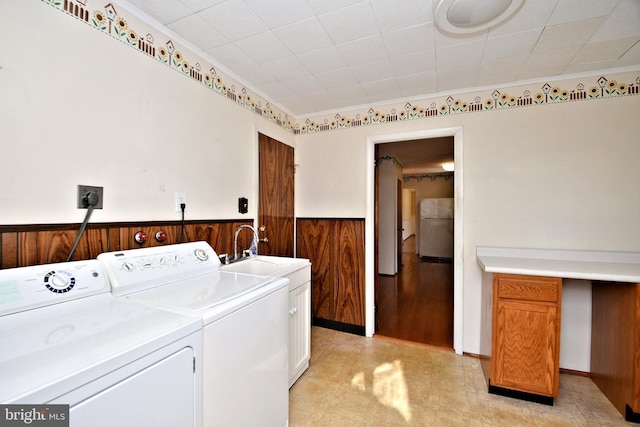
[43,0,297,131]
[44,0,640,137]
[404,173,454,183]
[377,156,403,170]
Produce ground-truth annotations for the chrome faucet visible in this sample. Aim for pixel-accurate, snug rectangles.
[233,225,260,261]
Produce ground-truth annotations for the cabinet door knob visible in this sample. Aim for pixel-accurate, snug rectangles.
[289,308,297,316]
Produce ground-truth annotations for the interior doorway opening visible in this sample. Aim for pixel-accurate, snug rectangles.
[365,127,464,355]
[375,137,455,348]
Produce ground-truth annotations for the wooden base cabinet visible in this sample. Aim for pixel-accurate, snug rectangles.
[289,281,311,387]
[491,273,562,398]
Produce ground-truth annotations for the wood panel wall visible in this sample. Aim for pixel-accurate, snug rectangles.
[297,218,366,332]
[0,220,253,268]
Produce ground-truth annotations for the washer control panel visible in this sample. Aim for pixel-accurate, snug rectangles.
[97,241,220,296]
[0,260,108,316]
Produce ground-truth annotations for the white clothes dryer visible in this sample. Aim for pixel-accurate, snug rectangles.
[98,242,290,427]
[0,259,202,427]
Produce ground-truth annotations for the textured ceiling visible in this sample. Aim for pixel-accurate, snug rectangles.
[118,0,640,118]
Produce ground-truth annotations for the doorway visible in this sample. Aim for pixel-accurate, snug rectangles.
[365,128,464,355]
[258,133,294,257]
[375,138,455,348]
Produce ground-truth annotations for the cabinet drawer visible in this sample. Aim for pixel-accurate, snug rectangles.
[495,274,560,303]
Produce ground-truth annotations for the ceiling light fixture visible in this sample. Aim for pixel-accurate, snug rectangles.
[442,162,454,171]
[435,0,524,34]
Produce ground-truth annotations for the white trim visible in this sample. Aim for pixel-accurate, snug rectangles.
[366,127,464,355]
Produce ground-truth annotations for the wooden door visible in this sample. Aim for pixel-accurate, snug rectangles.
[258,133,294,257]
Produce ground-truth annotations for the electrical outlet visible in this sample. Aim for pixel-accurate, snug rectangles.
[175,193,186,212]
[77,185,103,209]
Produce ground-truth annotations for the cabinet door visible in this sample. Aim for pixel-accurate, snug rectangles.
[493,298,559,396]
[289,282,311,387]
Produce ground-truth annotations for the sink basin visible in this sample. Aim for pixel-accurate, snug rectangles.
[221,255,299,277]
[221,256,307,277]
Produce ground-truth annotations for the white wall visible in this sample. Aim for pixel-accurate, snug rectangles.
[0,1,294,225]
[296,88,640,361]
[401,188,415,241]
[378,158,401,275]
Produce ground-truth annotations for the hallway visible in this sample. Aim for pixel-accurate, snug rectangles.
[376,236,454,348]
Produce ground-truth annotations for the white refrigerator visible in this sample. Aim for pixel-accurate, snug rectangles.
[419,198,454,259]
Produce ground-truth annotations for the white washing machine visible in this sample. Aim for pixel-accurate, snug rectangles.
[0,259,202,427]
[98,242,290,427]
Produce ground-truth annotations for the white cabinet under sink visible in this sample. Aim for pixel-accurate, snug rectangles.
[221,256,311,387]
[289,281,310,386]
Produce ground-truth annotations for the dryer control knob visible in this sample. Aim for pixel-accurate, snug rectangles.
[194,248,209,261]
[155,230,167,242]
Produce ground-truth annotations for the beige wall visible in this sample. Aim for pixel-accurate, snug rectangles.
[378,157,402,275]
[295,92,640,355]
[0,1,294,224]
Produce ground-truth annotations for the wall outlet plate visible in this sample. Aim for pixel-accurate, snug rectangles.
[175,193,186,212]
[77,185,103,209]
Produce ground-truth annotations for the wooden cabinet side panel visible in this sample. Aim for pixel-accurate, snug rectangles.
[334,220,365,326]
[297,219,332,320]
[591,282,637,415]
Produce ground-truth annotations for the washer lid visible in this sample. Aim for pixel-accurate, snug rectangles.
[0,294,200,403]
[124,271,277,312]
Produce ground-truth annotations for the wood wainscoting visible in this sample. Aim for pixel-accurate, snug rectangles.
[0,219,253,268]
[296,218,366,335]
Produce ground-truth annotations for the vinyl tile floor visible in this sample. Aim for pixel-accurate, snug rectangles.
[289,327,634,427]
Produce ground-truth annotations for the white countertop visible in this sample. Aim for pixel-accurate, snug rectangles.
[476,246,640,283]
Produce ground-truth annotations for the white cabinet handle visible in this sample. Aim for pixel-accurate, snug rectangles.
[289,307,297,316]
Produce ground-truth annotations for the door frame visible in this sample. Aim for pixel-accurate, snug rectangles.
[366,127,464,355]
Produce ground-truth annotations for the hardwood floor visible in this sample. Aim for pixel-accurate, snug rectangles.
[375,236,454,348]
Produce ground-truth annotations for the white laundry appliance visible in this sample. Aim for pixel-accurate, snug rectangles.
[98,242,290,427]
[419,198,454,259]
[0,259,202,427]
